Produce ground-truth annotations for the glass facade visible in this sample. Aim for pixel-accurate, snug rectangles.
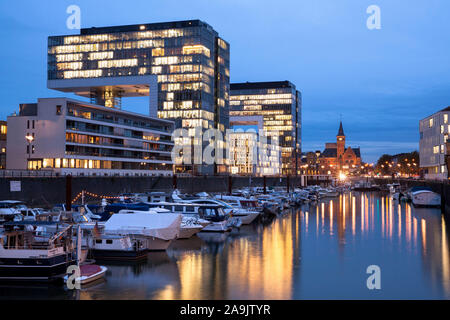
[48,20,230,174]
[230,82,302,175]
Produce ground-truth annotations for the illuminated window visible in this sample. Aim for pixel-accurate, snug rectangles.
[152,48,164,57]
[445,114,449,124]
[429,118,434,128]
[182,45,210,58]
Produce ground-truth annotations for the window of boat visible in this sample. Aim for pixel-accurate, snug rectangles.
[163,205,172,211]
[95,239,102,244]
[175,206,183,212]
[186,206,195,212]
[106,240,113,244]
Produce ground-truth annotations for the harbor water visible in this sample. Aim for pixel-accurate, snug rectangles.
[1,191,449,300]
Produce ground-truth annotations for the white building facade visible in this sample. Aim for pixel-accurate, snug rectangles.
[7,98,174,177]
[419,107,450,180]
[227,131,281,176]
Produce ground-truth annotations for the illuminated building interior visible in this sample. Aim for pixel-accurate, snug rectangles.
[230,81,301,175]
[227,131,281,176]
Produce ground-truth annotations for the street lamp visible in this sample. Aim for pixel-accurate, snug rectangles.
[25,135,34,170]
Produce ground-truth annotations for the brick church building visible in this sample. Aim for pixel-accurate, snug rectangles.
[318,122,362,175]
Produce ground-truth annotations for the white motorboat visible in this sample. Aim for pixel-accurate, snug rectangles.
[104,213,182,251]
[0,201,27,222]
[118,208,204,240]
[198,196,261,225]
[411,189,441,207]
[145,202,237,232]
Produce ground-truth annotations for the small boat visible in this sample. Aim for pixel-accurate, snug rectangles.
[103,212,182,251]
[0,221,77,283]
[64,264,107,285]
[0,201,27,222]
[89,234,148,260]
[411,188,441,207]
[118,208,204,240]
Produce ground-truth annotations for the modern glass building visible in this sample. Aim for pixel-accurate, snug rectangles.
[228,131,281,176]
[47,20,230,175]
[230,81,302,175]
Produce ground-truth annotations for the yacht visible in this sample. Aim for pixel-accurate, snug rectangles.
[410,187,441,207]
[0,201,27,222]
[192,196,261,225]
[103,213,183,251]
[145,202,239,232]
[0,221,77,282]
[118,208,204,240]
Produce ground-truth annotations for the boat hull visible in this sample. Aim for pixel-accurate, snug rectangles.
[178,227,203,239]
[146,238,172,251]
[412,191,441,208]
[91,249,148,261]
[0,256,76,282]
[233,212,260,225]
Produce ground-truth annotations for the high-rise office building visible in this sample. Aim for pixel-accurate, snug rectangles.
[230,81,302,175]
[47,20,230,174]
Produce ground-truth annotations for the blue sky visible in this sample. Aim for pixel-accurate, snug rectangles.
[1,0,449,162]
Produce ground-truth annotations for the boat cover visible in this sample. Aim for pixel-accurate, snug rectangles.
[104,213,182,240]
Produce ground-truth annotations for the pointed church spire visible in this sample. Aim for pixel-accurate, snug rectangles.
[337,121,345,136]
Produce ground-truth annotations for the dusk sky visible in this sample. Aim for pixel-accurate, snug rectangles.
[1,0,449,162]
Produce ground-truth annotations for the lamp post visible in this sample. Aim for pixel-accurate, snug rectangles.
[25,135,34,170]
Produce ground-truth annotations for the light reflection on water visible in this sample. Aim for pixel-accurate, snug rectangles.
[1,192,450,300]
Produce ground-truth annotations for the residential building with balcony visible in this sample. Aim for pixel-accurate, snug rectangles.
[419,106,450,180]
[6,98,174,176]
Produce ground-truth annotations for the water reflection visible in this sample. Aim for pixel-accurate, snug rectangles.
[1,192,450,300]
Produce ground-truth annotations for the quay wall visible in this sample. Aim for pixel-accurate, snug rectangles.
[0,175,331,207]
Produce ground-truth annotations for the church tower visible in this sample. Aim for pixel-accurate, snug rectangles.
[336,121,346,165]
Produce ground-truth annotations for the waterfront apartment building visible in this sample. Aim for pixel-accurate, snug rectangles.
[0,121,6,169]
[228,131,281,176]
[47,20,230,175]
[419,106,450,180]
[230,81,302,175]
[6,98,174,176]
